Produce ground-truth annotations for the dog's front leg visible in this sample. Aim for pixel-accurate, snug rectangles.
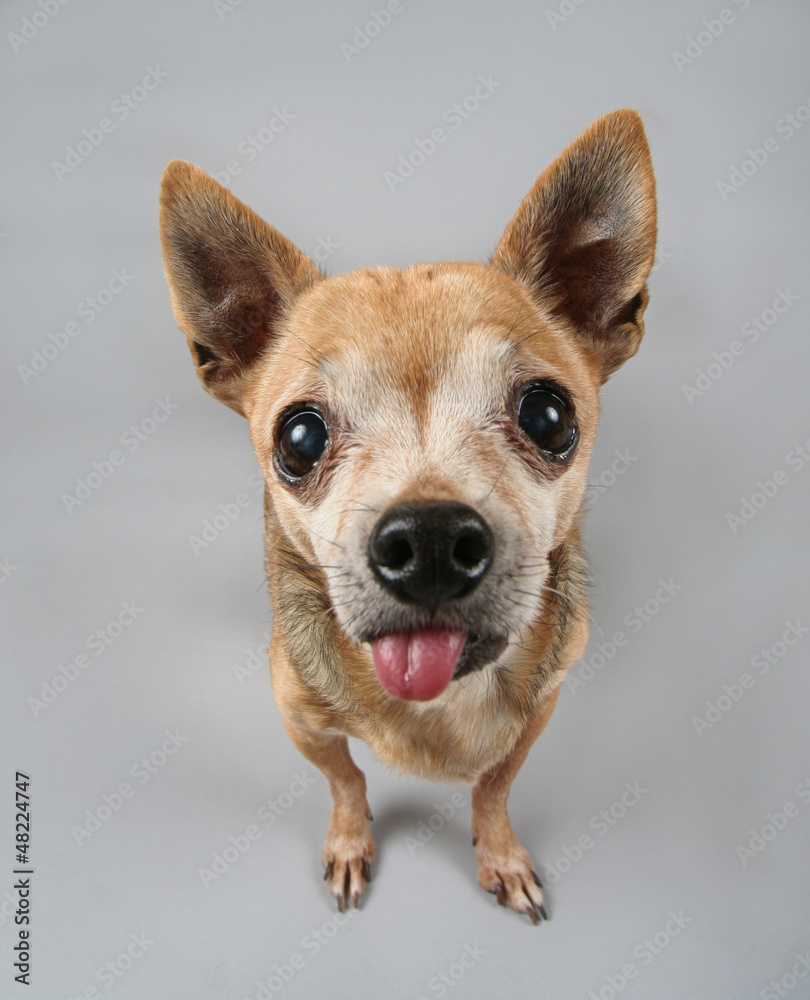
[283,719,376,911]
[471,685,561,923]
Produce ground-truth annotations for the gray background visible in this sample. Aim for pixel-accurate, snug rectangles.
[2,1,809,998]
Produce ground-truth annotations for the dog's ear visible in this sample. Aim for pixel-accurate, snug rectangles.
[491,109,657,381]
[159,161,321,415]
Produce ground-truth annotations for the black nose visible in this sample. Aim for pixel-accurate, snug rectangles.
[368,501,493,606]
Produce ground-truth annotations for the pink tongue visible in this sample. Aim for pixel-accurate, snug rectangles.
[371,628,467,701]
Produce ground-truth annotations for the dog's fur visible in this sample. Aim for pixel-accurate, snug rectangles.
[159,109,656,922]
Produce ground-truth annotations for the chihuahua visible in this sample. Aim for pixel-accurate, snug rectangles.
[159,109,656,923]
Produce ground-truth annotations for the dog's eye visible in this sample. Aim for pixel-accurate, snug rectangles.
[518,386,577,457]
[277,411,329,478]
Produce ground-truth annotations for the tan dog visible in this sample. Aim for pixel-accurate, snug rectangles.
[159,109,656,923]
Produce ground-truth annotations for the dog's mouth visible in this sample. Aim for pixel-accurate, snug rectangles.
[368,629,508,701]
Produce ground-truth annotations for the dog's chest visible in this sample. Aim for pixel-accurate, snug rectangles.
[348,664,527,783]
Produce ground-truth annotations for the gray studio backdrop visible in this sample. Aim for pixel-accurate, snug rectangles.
[2,1,809,998]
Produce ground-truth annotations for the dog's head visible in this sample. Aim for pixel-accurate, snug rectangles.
[160,109,656,702]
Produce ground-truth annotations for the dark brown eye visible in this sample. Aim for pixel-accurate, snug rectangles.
[277,411,329,479]
[518,385,577,457]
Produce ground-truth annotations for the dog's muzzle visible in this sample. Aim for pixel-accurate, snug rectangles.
[365,501,499,701]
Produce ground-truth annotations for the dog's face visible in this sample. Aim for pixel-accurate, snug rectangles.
[160,109,656,701]
[244,265,602,698]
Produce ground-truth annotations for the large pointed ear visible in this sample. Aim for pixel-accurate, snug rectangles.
[491,109,657,381]
[159,161,322,415]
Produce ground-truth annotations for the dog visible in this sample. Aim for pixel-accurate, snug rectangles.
[159,108,656,923]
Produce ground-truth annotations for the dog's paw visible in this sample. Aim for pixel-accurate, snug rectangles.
[321,814,376,912]
[474,833,547,924]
